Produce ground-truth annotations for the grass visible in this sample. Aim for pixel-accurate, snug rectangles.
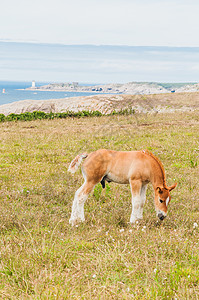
[0,110,198,299]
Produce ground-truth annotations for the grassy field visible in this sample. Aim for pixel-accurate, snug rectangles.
[0,110,198,299]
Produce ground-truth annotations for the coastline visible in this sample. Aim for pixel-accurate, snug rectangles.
[0,92,198,116]
[26,81,199,95]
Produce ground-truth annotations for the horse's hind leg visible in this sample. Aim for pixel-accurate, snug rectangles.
[69,181,95,226]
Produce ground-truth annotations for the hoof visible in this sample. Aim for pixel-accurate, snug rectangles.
[69,218,78,226]
[69,217,84,226]
[130,216,143,224]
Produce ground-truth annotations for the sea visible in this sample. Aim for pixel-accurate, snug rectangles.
[0,81,97,106]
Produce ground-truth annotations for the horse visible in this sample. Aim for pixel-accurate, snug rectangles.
[68,149,177,226]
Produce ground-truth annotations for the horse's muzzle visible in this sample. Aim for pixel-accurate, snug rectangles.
[158,212,166,221]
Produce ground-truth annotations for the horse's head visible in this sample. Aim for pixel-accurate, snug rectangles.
[155,183,177,220]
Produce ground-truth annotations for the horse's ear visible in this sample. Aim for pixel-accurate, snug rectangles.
[156,187,163,194]
[168,183,177,191]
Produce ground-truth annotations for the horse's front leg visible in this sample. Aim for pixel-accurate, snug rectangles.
[139,184,147,219]
[69,181,95,226]
[129,179,143,223]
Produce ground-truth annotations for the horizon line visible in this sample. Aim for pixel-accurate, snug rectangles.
[1,39,199,49]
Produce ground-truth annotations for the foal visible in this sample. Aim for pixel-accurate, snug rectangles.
[68,149,177,226]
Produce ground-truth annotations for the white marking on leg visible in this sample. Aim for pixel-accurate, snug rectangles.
[139,184,147,218]
[69,181,94,226]
[130,193,142,223]
[69,183,87,225]
[130,181,147,223]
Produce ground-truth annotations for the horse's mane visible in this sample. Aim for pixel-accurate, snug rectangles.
[142,150,167,188]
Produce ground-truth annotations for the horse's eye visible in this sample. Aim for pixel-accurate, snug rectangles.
[159,199,163,203]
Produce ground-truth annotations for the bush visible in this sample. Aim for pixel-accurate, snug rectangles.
[0,114,5,122]
[0,108,135,123]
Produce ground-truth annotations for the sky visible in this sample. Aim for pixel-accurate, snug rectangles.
[1,0,199,46]
[1,43,199,83]
[0,1,199,83]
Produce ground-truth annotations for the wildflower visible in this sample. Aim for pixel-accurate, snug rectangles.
[120,228,124,233]
[193,222,198,229]
[154,268,157,273]
[142,226,146,232]
[129,229,133,233]
[92,274,96,278]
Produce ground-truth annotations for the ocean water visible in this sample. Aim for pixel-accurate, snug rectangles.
[0,81,97,106]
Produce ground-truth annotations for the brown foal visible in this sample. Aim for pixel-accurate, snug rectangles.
[68,149,177,226]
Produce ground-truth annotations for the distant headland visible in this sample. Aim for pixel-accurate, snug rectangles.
[26,81,199,95]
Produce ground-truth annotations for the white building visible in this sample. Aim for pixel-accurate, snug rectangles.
[32,80,36,88]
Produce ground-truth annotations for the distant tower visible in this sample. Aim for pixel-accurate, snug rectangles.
[32,80,36,88]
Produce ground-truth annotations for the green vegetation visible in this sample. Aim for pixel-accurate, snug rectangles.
[0,111,198,299]
[158,82,196,89]
[0,108,135,123]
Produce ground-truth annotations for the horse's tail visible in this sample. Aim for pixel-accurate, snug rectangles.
[68,153,88,174]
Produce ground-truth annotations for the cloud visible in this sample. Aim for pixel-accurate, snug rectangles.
[1,1,199,46]
[0,42,198,82]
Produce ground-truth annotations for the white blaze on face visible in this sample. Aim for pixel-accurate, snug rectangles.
[166,196,170,207]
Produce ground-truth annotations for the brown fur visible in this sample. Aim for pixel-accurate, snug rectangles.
[68,149,177,225]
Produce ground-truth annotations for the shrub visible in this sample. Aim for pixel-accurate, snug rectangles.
[0,114,5,122]
[0,108,135,123]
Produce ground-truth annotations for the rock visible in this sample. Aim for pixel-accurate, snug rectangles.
[0,92,197,116]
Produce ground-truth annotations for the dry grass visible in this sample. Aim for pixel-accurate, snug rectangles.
[0,110,198,299]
